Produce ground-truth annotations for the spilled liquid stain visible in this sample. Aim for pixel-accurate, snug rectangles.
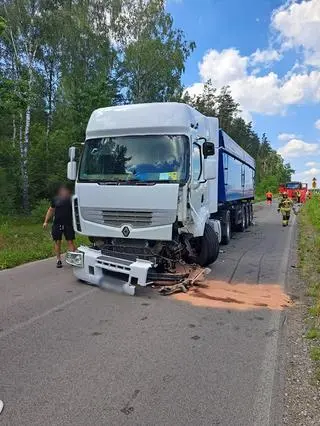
[173,280,293,310]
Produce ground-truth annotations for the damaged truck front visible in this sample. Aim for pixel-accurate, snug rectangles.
[66,103,254,295]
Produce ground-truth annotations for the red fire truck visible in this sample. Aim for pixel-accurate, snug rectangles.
[278,181,308,203]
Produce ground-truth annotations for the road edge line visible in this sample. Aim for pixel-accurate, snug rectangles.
[252,214,296,426]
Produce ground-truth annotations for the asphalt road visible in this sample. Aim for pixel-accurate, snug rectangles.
[0,203,295,426]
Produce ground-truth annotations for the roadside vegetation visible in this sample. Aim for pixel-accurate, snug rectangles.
[298,194,320,378]
[0,0,293,271]
[0,0,293,218]
[0,201,88,270]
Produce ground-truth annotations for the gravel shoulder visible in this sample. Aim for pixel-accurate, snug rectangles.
[283,222,320,425]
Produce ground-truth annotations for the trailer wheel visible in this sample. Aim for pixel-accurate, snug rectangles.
[221,210,231,245]
[244,205,249,229]
[192,223,220,267]
[248,203,253,226]
[237,206,246,232]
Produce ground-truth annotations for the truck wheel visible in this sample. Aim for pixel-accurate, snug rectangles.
[244,205,249,229]
[206,222,220,264]
[192,223,219,267]
[248,204,253,226]
[237,206,246,232]
[221,210,231,245]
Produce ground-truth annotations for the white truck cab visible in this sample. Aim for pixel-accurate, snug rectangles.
[67,103,221,294]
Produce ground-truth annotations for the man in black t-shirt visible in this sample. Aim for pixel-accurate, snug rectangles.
[43,185,76,268]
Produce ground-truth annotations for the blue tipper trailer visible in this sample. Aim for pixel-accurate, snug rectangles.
[212,130,255,244]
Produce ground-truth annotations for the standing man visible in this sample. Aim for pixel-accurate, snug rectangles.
[278,192,293,227]
[43,184,76,268]
[266,190,273,205]
[296,189,301,203]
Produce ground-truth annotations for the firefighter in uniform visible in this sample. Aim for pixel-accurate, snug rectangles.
[296,189,301,203]
[266,191,273,205]
[278,192,293,227]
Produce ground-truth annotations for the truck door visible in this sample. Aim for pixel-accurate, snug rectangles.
[189,143,205,234]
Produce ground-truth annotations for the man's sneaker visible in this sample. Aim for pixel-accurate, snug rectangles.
[56,260,63,268]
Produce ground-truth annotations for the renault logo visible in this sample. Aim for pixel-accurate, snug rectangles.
[122,226,130,237]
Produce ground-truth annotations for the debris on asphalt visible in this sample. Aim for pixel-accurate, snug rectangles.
[173,279,293,310]
[158,267,210,296]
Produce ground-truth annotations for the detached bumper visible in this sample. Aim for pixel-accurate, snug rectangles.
[66,246,153,295]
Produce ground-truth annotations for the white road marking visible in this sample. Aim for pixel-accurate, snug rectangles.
[0,288,96,340]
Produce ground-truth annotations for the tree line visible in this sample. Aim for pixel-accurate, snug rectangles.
[0,0,293,215]
[183,81,294,195]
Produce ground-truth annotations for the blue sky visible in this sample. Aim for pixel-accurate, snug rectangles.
[167,0,320,186]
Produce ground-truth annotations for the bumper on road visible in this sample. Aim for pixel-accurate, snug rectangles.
[66,246,153,295]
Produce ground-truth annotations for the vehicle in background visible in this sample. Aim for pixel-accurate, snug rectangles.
[278,181,308,203]
[66,103,255,294]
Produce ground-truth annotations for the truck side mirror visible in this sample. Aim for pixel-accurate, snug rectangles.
[67,146,77,180]
[67,161,77,180]
[69,146,76,161]
[203,142,215,158]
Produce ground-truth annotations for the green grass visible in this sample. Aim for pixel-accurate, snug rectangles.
[298,194,320,374]
[0,216,88,270]
[311,347,320,361]
[306,328,320,340]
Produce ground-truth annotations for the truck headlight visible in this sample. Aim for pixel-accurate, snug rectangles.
[66,251,84,267]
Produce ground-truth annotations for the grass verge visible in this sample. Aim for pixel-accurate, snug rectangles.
[0,216,88,270]
[298,194,320,374]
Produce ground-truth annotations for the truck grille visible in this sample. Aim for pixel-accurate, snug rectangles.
[80,207,176,228]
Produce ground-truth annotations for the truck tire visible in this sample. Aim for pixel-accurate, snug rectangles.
[206,222,220,264]
[244,204,249,229]
[193,223,220,267]
[221,210,231,245]
[237,206,246,232]
[248,203,253,226]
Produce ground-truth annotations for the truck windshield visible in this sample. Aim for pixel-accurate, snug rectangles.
[79,135,189,183]
[286,182,301,189]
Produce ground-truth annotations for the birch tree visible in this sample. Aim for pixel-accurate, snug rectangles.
[1,0,42,212]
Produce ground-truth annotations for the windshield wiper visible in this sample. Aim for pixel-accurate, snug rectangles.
[97,179,145,185]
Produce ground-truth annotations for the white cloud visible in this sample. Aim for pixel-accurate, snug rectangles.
[185,0,320,118]
[199,49,248,87]
[271,0,320,67]
[306,161,318,167]
[315,119,320,130]
[250,48,282,65]
[184,82,205,98]
[278,138,319,158]
[301,167,320,177]
[278,133,297,141]
[294,167,320,187]
[187,48,320,116]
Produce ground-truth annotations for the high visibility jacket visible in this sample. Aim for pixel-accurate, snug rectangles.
[278,198,293,211]
[296,191,301,197]
[266,192,273,198]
